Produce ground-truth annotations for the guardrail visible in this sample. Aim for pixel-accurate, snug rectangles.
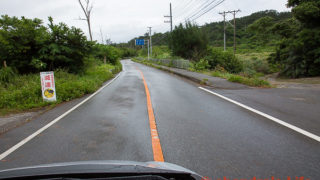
[136,58,190,69]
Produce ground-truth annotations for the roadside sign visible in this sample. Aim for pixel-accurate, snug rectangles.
[40,71,57,102]
[135,39,145,45]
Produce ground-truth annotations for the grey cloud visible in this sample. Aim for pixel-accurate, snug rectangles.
[0,0,289,43]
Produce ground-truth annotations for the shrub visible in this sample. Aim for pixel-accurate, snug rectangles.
[120,47,138,58]
[228,74,270,87]
[0,15,92,74]
[93,44,122,65]
[0,67,16,84]
[151,46,171,59]
[214,65,227,73]
[194,59,210,71]
[205,48,243,73]
[169,22,208,60]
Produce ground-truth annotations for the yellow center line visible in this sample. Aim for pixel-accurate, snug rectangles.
[137,67,164,162]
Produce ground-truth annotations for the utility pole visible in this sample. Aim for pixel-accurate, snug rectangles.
[219,9,240,54]
[148,27,152,57]
[146,40,150,60]
[229,9,240,55]
[164,3,173,32]
[170,3,173,32]
[219,11,227,51]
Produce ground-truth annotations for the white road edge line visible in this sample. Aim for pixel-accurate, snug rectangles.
[0,73,122,161]
[198,87,320,143]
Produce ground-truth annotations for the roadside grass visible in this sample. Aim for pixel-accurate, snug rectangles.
[0,63,122,116]
[205,71,271,87]
[133,58,271,88]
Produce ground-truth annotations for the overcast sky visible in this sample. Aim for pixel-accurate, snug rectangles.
[0,0,289,43]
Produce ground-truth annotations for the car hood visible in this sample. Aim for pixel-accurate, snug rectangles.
[0,160,202,179]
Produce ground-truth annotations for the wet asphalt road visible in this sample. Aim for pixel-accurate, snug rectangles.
[0,60,319,179]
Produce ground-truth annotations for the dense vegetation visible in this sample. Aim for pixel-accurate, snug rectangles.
[0,64,121,115]
[128,10,292,79]
[0,15,132,115]
[128,10,291,48]
[0,15,132,74]
[269,0,320,77]
[169,22,208,60]
[130,3,320,78]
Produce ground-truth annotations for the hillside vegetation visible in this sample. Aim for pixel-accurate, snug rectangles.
[129,1,320,79]
[128,10,291,49]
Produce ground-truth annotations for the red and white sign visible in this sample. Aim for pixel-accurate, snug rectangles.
[40,71,56,101]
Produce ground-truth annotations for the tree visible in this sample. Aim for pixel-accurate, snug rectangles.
[39,17,93,73]
[0,15,48,73]
[269,0,320,77]
[78,0,93,41]
[169,22,208,60]
[93,44,121,65]
[0,15,93,74]
[248,16,275,45]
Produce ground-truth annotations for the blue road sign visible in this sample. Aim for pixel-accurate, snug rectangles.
[135,39,145,45]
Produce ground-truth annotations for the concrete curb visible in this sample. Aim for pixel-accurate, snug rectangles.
[0,109,48,135]
[133,60,249,89]
[152,65,204,85]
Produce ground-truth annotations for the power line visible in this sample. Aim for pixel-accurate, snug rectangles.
[186,0,219,21]
[191,0,225,21]
[173,0,198,18]
[152,33,170,45]
[174,0,211,24]
[174,0,225,25]
[172,0,194,14]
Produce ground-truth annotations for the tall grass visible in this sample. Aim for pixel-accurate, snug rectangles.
[209,71,271,87]
[0,63,121,116]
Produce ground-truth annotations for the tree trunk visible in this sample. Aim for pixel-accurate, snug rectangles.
[87,18,93,41]
[3,60,7,68]
[305,63,310,76]
[103,56,106,64]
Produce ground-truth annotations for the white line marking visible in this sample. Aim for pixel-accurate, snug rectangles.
[199,87,320,142]
[0,73,122,160]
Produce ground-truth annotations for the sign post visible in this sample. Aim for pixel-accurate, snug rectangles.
[135,39,145,46]
[135,39,149,60]
[40,71,57,102]
[146,40,150,60]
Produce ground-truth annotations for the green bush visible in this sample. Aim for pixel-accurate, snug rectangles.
[194,59,210,71]
[209,70,270,87]
[151,46,171,59]
[239,55,270,77]
[93,44,122,65]
[0,67,16,84]
[0,15,92,74]
[120,47,138,58]
[204,48,243,73]
[227,74,270,87]
[169,22,208,60]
